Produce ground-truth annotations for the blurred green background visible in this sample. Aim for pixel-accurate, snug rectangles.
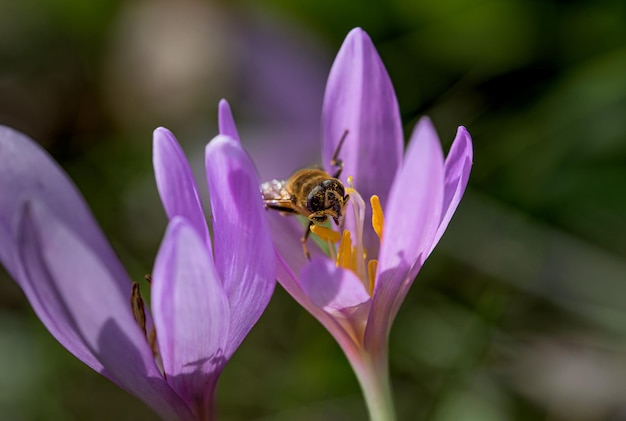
[2,0,626,420]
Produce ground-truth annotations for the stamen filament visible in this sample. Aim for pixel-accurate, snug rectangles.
[347,176,366,281]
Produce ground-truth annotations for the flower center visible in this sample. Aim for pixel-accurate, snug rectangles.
[310,177,385,296]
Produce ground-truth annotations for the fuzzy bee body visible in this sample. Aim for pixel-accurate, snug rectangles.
[261,132,350,258]
[262,168,348,224]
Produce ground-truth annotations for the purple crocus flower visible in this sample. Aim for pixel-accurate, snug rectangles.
[220,28,473,419]
[0,125,275,420]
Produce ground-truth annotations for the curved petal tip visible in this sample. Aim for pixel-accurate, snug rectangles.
[345,27,368,43]
[153,126,171,139]
[218,99,240,142]
[429,125,473,252]
[152,127,211,250]
[415,116,436,138]
[456,126,474,163]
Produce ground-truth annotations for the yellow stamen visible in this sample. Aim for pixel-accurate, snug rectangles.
[310,224,341,243]
[367,260,378,296]
[370,195,384,243]
[310,176,386,297]
[351,246,359,273]
[336,230,352,269]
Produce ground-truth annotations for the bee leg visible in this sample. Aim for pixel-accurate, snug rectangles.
[331,130,349,178]
[331,162,343,179]
[265,204,298,215]
[301,220,313,260]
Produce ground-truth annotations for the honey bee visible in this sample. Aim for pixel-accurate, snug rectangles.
[261,131,350,258]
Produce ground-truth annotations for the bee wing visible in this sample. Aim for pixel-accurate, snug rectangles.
[261,179,289,200]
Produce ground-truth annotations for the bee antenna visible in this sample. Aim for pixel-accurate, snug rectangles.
[331,129,349,164]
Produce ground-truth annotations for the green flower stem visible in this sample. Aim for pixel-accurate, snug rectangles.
[352,350,396,421]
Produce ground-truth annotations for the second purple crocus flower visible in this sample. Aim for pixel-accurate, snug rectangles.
[151,128,276,418]
[0,124,275,420]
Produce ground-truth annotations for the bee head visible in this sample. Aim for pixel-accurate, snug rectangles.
[307,179,348,225]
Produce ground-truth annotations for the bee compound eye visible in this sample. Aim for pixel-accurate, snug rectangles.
[307,185,325,212]
[335,181,345,197]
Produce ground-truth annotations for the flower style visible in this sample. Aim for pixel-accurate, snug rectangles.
[220,29,473,420]
[0,125,275,420]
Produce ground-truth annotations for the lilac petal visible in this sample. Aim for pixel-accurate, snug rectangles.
[299,258,372,357]
[0,126,130,379]
[300,257,370,311]
[153,127,211,251]
[322,28,403,257]
[366,117,444,346]
[275,254,325,318]
[430,126,473,254]
[0,126,129,295]
[275,254,363,362]
[205,135,276,358]
[152,217,230,413]
[18,199,194,421]
[12,201,103,375]
[218,99,240,141]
